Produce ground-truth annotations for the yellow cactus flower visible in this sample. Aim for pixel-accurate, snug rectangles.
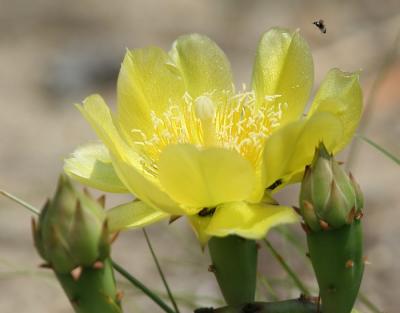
[64,28,362,245]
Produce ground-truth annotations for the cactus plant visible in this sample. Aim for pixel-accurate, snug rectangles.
[32,175,122,313]
[208,235,258,306]
[300,143,364,313]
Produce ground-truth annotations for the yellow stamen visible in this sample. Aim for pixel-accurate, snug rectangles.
[130,90,284,176]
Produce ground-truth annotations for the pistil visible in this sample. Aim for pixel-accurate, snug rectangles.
[195,95,218,147]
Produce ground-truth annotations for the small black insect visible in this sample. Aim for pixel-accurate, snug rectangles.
[313,19,326,33]
[198,207,216,217]
[267,179,282,190]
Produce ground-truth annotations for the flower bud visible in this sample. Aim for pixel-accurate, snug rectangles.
[299,143,363,231]
[33,175,109,273]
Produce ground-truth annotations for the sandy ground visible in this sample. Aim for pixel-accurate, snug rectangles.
[0,1,399,312]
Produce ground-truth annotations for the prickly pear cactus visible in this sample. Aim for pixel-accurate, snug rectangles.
[32,175,122,313]
[300,143,364,313]
[208,235,258,306]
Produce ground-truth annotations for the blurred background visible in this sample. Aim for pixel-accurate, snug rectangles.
[0,0,399,312]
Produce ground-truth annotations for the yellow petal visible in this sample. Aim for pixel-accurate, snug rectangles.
[77,95,184,215]
[246,174,267,204]
[107,200,169,232]
[76,95,125,157]
[117,47,185,141]
[111,156,185,215]
[205,202,299,239]
[188,215,213,247]
[158,144,256,210]
[252,28,314,126]
[262,112,343,188]
[64,142,128,193]
[308,68,363,152]
[169,34,234,103]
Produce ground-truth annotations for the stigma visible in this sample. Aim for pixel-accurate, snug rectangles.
[195,96,218,146]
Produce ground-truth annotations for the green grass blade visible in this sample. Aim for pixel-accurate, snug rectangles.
[112,260,176,313]
[356,134,400,165]
[358,292,383,313]
[143,229,180,313]
[263,239,310,295]
[275,226,307,256]
[258,274,280,301]
[346,31,400,168]
[0,189,40,215]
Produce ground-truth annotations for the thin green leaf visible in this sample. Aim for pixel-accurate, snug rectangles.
[143,229,180,313]
[118,282,223,310]
[275,226,307,256]
[263,239,310,295]
[357,134,400,165]
[346,31,400,168]
[358,292,383,313]
[258,274,280,301]
[0,189,40,215]
[112,260,176,313]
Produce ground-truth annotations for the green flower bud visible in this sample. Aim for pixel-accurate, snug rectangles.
[301,144,365,313]
[33,175,109,273]
[299,143,363,231]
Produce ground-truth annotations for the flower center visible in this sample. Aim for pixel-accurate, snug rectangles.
[130,90,283,176]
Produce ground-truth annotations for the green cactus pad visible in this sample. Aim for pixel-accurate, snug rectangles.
[208,235,258,306]
[307,220,364,313]
[56,259,122,313]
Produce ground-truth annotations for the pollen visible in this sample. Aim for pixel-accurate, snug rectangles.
[130,90,284,175]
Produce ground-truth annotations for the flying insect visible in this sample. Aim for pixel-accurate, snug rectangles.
[313,19,326,33]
